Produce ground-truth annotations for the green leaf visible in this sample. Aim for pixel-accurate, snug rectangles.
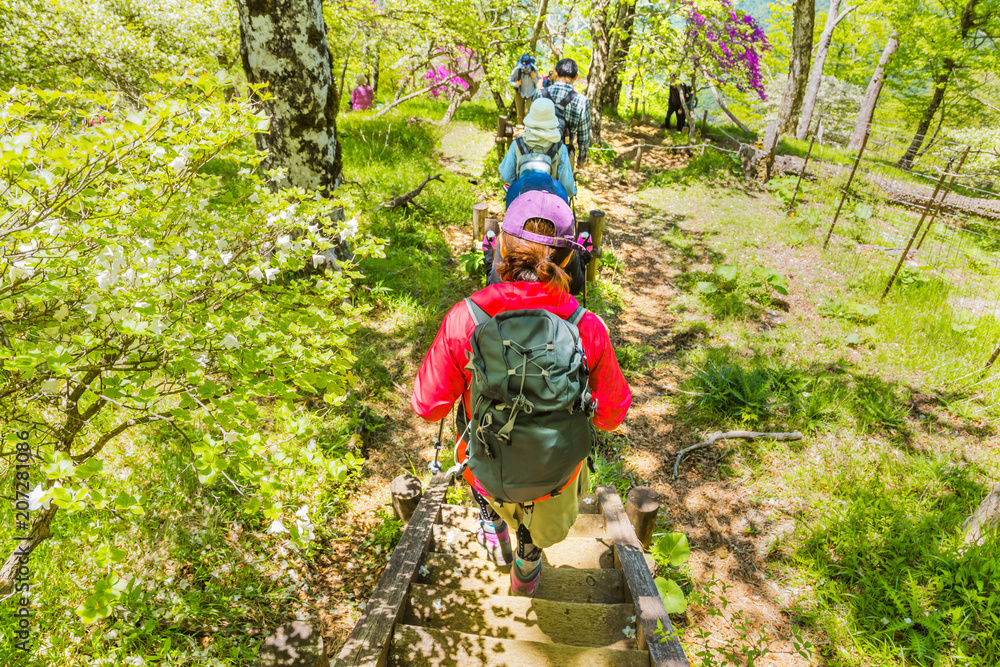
[74,458,104,480]
[845,332,862,347]
[696,281,718,294]
[654,577,687,613]
[45,451,76,480]
[715,265,738,282]
[652,532,690,567]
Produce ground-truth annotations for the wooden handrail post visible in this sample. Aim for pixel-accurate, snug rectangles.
[634,144,644,172]
[472,202,488,248]
[391,474,423,525]
[625,487,660,549]
[585,210,606,283]
[496,115,508,163]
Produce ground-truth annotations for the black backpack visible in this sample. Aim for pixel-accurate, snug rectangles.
[537,87,579,149]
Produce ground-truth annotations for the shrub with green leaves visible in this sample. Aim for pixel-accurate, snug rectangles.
[0,74,378,607]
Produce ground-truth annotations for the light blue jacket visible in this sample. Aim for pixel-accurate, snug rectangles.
[498,141,577,197]
[509,63,539,99]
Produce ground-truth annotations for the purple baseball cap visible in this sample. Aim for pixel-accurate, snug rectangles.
[502,191,584,253]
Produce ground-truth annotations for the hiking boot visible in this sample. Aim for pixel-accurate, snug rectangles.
[476,519,512,566]
[510,553,542,596]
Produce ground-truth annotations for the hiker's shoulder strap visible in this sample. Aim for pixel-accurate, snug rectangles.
[464,298,490,326]
[515,137,528,155]
[567,306,587,326]
[545,142,560,159]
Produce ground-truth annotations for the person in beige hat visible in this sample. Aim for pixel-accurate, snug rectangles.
[498,97,576,198]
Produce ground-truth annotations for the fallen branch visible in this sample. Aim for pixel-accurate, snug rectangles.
[701,68,755,136]
[673,430,802,478]
[378,175,443,210]
[373,69,478,118]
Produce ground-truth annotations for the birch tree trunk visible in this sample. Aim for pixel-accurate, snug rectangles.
[796,0,855,140]
[529,0,550,53]
[762,0,815,176]
[848,31,899,150]
[236,0,342,195]
[586,0,615,145]
[599,0,638,115]
[783,0,815,133]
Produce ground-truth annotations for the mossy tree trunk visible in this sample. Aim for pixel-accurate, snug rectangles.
[235,0,342,195]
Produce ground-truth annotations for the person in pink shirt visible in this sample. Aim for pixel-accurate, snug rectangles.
[350,73,374,111]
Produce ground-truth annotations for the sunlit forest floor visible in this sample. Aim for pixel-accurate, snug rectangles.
[9,99,997,667]
[325,104,1000,666]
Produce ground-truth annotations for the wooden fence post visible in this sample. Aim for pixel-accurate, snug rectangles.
[585,210,606,283]
[787,115,821,213]
[917,145,971,250]
[823,129,870,249]
[625,487,660,549]
[699,110,708,137]
[391,474,423,525]
[882,157,955,299]
[985,344,1000,370]
[634,144,644,172]
[472,202,488,248]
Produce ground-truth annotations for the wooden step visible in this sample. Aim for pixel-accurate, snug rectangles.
[392,624,649,667]
[417,552,625,604]
[405,584,639,651]
[440,504,609,539]
[431,525,614,569]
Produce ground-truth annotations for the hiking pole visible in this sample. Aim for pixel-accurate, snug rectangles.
[428,418,445,473]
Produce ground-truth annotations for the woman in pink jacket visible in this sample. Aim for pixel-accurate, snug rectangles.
[411,192,631,595]
[350,73,374,111]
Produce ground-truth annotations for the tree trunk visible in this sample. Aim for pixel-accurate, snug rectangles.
[783,0,815,133]
[897,70,950,169]
[964,482,1000,546]
[848,31,899,150]
[586,0,615,145]
[236,0,342,194]
[703,70,754,134]
[529,0,550,53]
[797,0,855,140]
[762,0,814,176]
[599,0,638,115]
[439,79,481,125]
[0,505,58,595]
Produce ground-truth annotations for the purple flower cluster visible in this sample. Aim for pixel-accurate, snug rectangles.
[683,0,770,100]
[424,46,481,98]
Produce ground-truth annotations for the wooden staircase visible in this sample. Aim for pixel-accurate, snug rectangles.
[329,474,690,667]
[257,474,690,666]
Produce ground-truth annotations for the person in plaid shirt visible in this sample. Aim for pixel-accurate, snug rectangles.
[536,58,591,167]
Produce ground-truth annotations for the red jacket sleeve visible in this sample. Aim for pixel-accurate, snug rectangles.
[410,302,474,422]
[579,313,632,430]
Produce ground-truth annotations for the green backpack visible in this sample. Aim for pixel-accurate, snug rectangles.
[464,298,595,504]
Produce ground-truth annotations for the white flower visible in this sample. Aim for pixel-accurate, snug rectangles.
[41,379,61,393]
[197,108,212,123]
[248,266,264,281]
[295,505,310,521]
[432,599,443,611]
[339,218,359,242]
[582,497,596,505]
[186,249,199,263]
[238,168,251,176]
[150,146,166,160]
[904,617,912,625]
[199,198,210,210]
[276,234,292,250]
[96,271,116,290]
[149,319,163,336]
[222,430,238,445]
[220,334,240,350]
[418,565,429,577]
[27,485,50,511]
[264,267,279,283]
[249,193,260,203]
[622,626,636,638]
[168,156,187,171]
[124,656,145,666]
[267,519,287,534]
[312,254,326,269]
[219,252,234,266]
[104,629,118,641]
[83,303,98,319]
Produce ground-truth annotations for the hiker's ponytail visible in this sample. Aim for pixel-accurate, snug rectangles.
[497,217,572,292]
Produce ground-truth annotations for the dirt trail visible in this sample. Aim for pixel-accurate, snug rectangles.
[321,118,812,664]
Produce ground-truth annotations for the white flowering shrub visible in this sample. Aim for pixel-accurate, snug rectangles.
[0,0,238,92]
[0,71,379,613]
